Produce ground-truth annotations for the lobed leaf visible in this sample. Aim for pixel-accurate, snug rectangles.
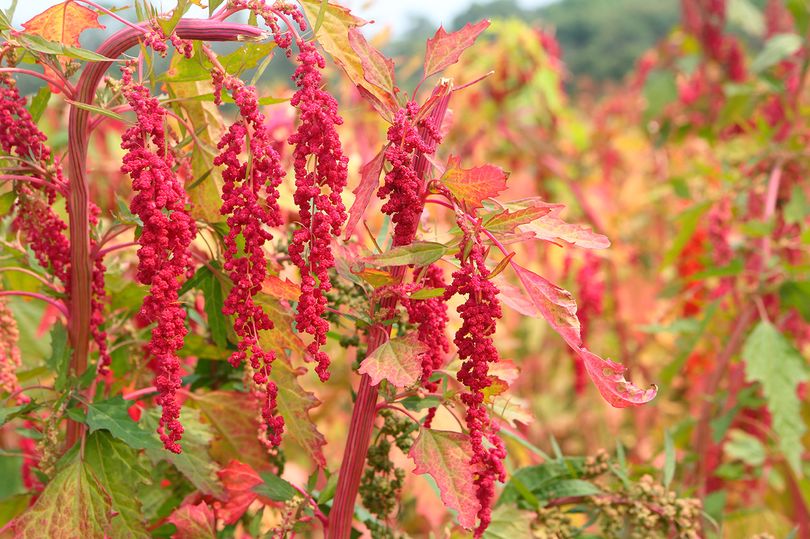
[21,1,104,48]
[85,395,162,450]
[409,429,480,529]
[424,20,491,79]
[272,361,327,467]
[348,28,397,96]
[441,156,509,209]
[167,502,216,539]
[742,321,808,473]
[345,148,386,240]
[358,333,428,388]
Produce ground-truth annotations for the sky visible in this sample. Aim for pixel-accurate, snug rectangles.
[1,0,552,35]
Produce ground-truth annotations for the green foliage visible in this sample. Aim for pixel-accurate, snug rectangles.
[741,322,808,473]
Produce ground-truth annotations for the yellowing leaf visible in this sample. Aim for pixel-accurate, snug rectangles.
[12,458,112,538]
[299,0,397,119]
[442,156,508,209]
[519,206,610,249]
[189,391,270,472]
[483,205,554,234]
[262,275,300,302]
[348,28,396,95]
[21,1,105,48]
[358,333,428,387]
[272,362,327,467]
[409,429,480,530]
[424,20,490,78]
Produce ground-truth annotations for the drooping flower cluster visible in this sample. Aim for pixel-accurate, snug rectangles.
[0,297,22,395]
[120,64,197,453]
[378,102,442,246]
[403,264,449,427]
[287,39,349,381]
[213,72,286,448]
[444,223,506,537]
[229,0,307,51]
[0,74,111,372]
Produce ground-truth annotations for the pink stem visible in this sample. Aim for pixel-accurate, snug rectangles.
[0,68,73,97]
[0,291,69,317]
[0,267,62,291]
[0,174,66,194]
[123,386,157,401]
[96,241,138,258]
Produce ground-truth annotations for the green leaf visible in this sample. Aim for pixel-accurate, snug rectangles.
[779,281,810,322]
[28,86,51,123]
[11,458,112,538]
[663,430,676,488]
[727,0,765,37]
[65,99,127,122]
[751,33,803,73]
[0,191,15,216]
[45,323,70,391]
[84,431,151,539]
[400,395,442,412]
[200,268,227,348]
[16,34,115,62]
[499,458,587,508]
[724,429,766,467]
[364,241,448,267]
[643,69,677,119]
[409,287,446,300]
[141,408,224,498]
[0,401,38,427]
[482,503,534,539]
[252,472,297,502]
[85,396,161,450]
[208,0,225,16]
[742,322,808,473]
[784,185,809,224]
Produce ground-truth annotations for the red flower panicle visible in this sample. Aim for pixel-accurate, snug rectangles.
[444,224,506,536]
[213,72,286,448]
[287,39,349,382]
[120,64,196,453]
[378,102,441,246]
[403,264,450,427]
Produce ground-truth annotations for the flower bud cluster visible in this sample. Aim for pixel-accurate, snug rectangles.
[287,39,349,382]
[444,224,505,537]
[120,64,196,453]
[213,72,286,448]
[0,297,22,395]
[378,102,442,247]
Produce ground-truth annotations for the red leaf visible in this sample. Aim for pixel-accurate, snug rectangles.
[512,263,656,407]
[168,502,216,539]
[357,333,428,388]
[22,1,104,48]
[215,461,263,525]
[344,149,386,240]
[409,429,480,530]
[348,28,397,97]
[441,155,508,209]
[424,20,490,78]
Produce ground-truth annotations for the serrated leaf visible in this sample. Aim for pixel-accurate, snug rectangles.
[358,333,427,388]
[45,322,70,391]
[442,156,508,209]
[142,408,225,498]
[254,293,307,359]
[409,429,479,529]
[364,241,448,267]
[21,1,104,48]
[253,471,297,502]
[424,20,490,78]
[84,431,151,539]
[11,458,112,538]
[168,502,216,539]
[85,396,161,450]
[348,28,396,95]
[0,401,38,426]
[189,391,269,472]
[512,263,656,407]
[272,362,326,467]
[742,322,807,473]
[345,149,385,240]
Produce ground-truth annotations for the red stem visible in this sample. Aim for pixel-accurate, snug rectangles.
[328,83,452,538]
[0,291,69,317]
[62,19,264,450]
